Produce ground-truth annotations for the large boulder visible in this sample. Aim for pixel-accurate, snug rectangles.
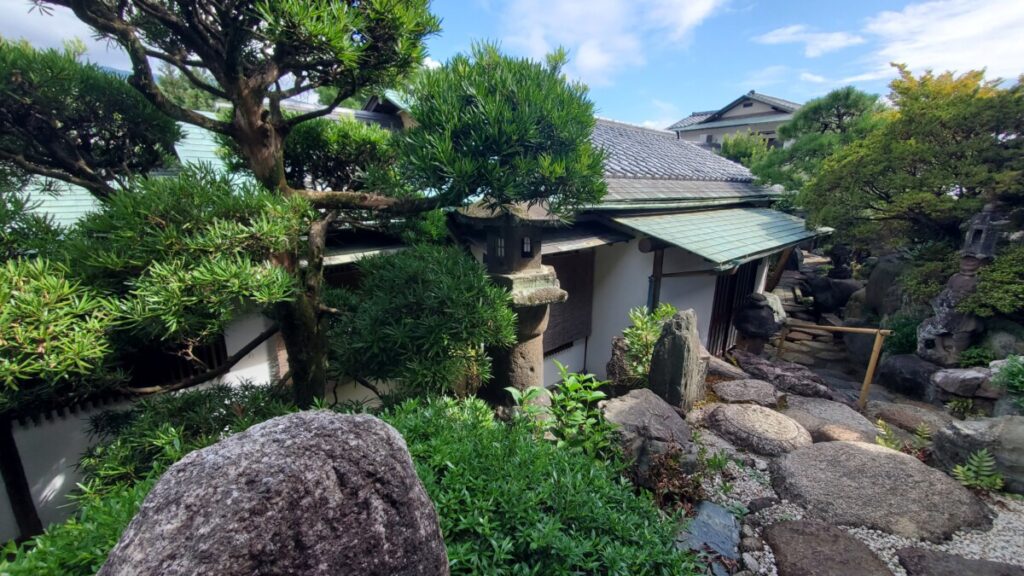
[932,416,1024,494]
[730,350,834,399]
[865,400,952,434]
[842,319,877,366]
[733,293,782,340]
[706,404,812,457]
[600,388,692,489]
[649,309,706,409]
[771,442,991,541]
[764,520,892,576]
[710,379,781,408]
[931,367,991,397]
[878,354,941,400]
[780,396,878,442]
[99,411,448,576]
[865,255,904,318]
[806,275,862,315]
[897,547,1024,576]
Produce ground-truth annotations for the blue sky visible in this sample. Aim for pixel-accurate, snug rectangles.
[3,0,1023,130]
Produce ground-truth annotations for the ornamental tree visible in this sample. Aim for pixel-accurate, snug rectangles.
[9,3,605,407]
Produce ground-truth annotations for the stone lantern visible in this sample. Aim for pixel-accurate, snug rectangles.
[455,203,567,402]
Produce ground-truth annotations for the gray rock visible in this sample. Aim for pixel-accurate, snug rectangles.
[879,354,941,400]
[734,293,782,340]
[807,275,863,315]
[706,404,812,457]
[731,350,835,399]
[865,254,905,318]
[932,367,991,397]
[746,496,779,514]
[844,287,867,320]
[994,397,1022,417]
[99,411,448,576]
[707,354,752,381]
[676,501,740,560]
[983,330,1024,360]
[764,520,893,576]
[605,335,636,388]
[932,416,1024,494]
[711,379,781,408]
[917,274,983,367]
[781,396,878,442]
[649,309,706,410]
[740,536,764,553]
[771,442,991,541]
[865,400,952,434]
[742,552,760,573]
[898,547,1024,576]
[842,319,878,366]
[600,388,692,489]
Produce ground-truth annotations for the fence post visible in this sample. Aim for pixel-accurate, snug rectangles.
[858,331,886,410]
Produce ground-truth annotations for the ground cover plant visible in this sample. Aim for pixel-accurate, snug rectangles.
[1,386,699,576]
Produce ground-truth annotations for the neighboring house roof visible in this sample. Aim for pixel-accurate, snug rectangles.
[589,119,777,210]
[666,111,716,131]
[667,90,802,133]
[613,208,828,271]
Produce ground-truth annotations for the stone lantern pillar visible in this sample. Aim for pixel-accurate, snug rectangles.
[455,203,567,403]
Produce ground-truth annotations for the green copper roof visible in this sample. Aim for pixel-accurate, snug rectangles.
[613,208,826,270]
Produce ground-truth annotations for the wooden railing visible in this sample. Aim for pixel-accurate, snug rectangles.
[776,319,893,410]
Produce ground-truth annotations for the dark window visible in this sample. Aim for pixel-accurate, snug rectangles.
[705,134,714,144]
[742,102,753,108]
[543,250,595,353]
[522,236,532,257]
[496,236,505,258]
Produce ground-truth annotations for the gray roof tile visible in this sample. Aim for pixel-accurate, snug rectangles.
[591,119,753,182]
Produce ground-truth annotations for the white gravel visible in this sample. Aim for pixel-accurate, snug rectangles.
[692,424,1024,576]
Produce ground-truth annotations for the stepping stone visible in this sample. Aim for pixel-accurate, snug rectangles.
[786,331,813,341]
[706,404,812,457]
[897,547,1024,576]
[711,379,782,408]
[864,400,952,434]
[676,501,740,576]
[732,350,834,399]
[780,396,878,442]
[780,352,816,366]
[771,442,991,541]
[764,520,892,576]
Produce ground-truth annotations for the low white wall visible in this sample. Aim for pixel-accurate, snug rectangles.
[220,311,279,386]
[543,338,587,387]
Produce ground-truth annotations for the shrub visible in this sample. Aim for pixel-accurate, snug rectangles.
[385,397,699,575]
[958,346,996,368]
[544,363,618,460]
[959,244,1024,317]
[952,449,1005,491]
[324,245,516,397]
[899,243,958,305]
[883,313,923,355]
[621,303,678,385]
[992,355,1024,408]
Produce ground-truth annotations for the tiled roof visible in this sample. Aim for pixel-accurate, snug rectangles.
[613,208,825,270]
[591,119,753,182]
[666,111,716,131]
[673,113,794,133]
[598,179,777,209]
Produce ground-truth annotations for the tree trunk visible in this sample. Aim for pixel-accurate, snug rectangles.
[277,295,327,409]
[0,416,43,539]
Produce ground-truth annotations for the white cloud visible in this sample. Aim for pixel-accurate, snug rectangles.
[0,1,130,69]
[799,71,827,83]
[860,0,1024,81]
[741,65,789,88]
[640,99,681,130]
[753,24,865,57]
[423,56,442,69]
[502,0,725,85]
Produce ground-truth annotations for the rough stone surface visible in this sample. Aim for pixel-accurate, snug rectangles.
[865,400,952,434]
[99,411,448,576]
[606,335,634,388]
[734,293,782,339]
[879,354,941,400]
[731,350,835,399]
[771,441,991,541]
[711,379,781,407]
[649,309,705,409]
[897,547,1024,576]
[932,416,1024,494]
[676,501,740,560]
[865,255,905,318]
[764,520,893,576]
[600,388,692,489]
[706,404,812,456]
[932,367,992,397]
[707,354,752,381]
[807,275,863,315]
[916,270,982,367]
[781,396,878,442]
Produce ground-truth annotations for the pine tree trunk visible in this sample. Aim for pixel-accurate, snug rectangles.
[278,295,327,408]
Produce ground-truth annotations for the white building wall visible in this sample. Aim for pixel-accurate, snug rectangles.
[659,247,718,344]
[542,338,587,387]
[219,311,278,386]
[587,240,653,379]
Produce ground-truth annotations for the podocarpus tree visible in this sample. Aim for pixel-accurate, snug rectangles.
[10,3,606,406]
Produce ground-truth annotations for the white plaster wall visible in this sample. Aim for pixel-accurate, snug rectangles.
[587,240,653,379]
[220,311,278,386]
[678,120,787,145]
[1,401,132,543]
[542,339,587,387]
[659,247,717,345]
[720,100,776,119]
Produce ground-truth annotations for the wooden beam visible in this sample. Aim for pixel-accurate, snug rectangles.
[650,248,665,310]
[858,332,887,410]
[765,245,794,293]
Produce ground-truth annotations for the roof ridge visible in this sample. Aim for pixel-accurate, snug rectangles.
[594,116,674,136]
